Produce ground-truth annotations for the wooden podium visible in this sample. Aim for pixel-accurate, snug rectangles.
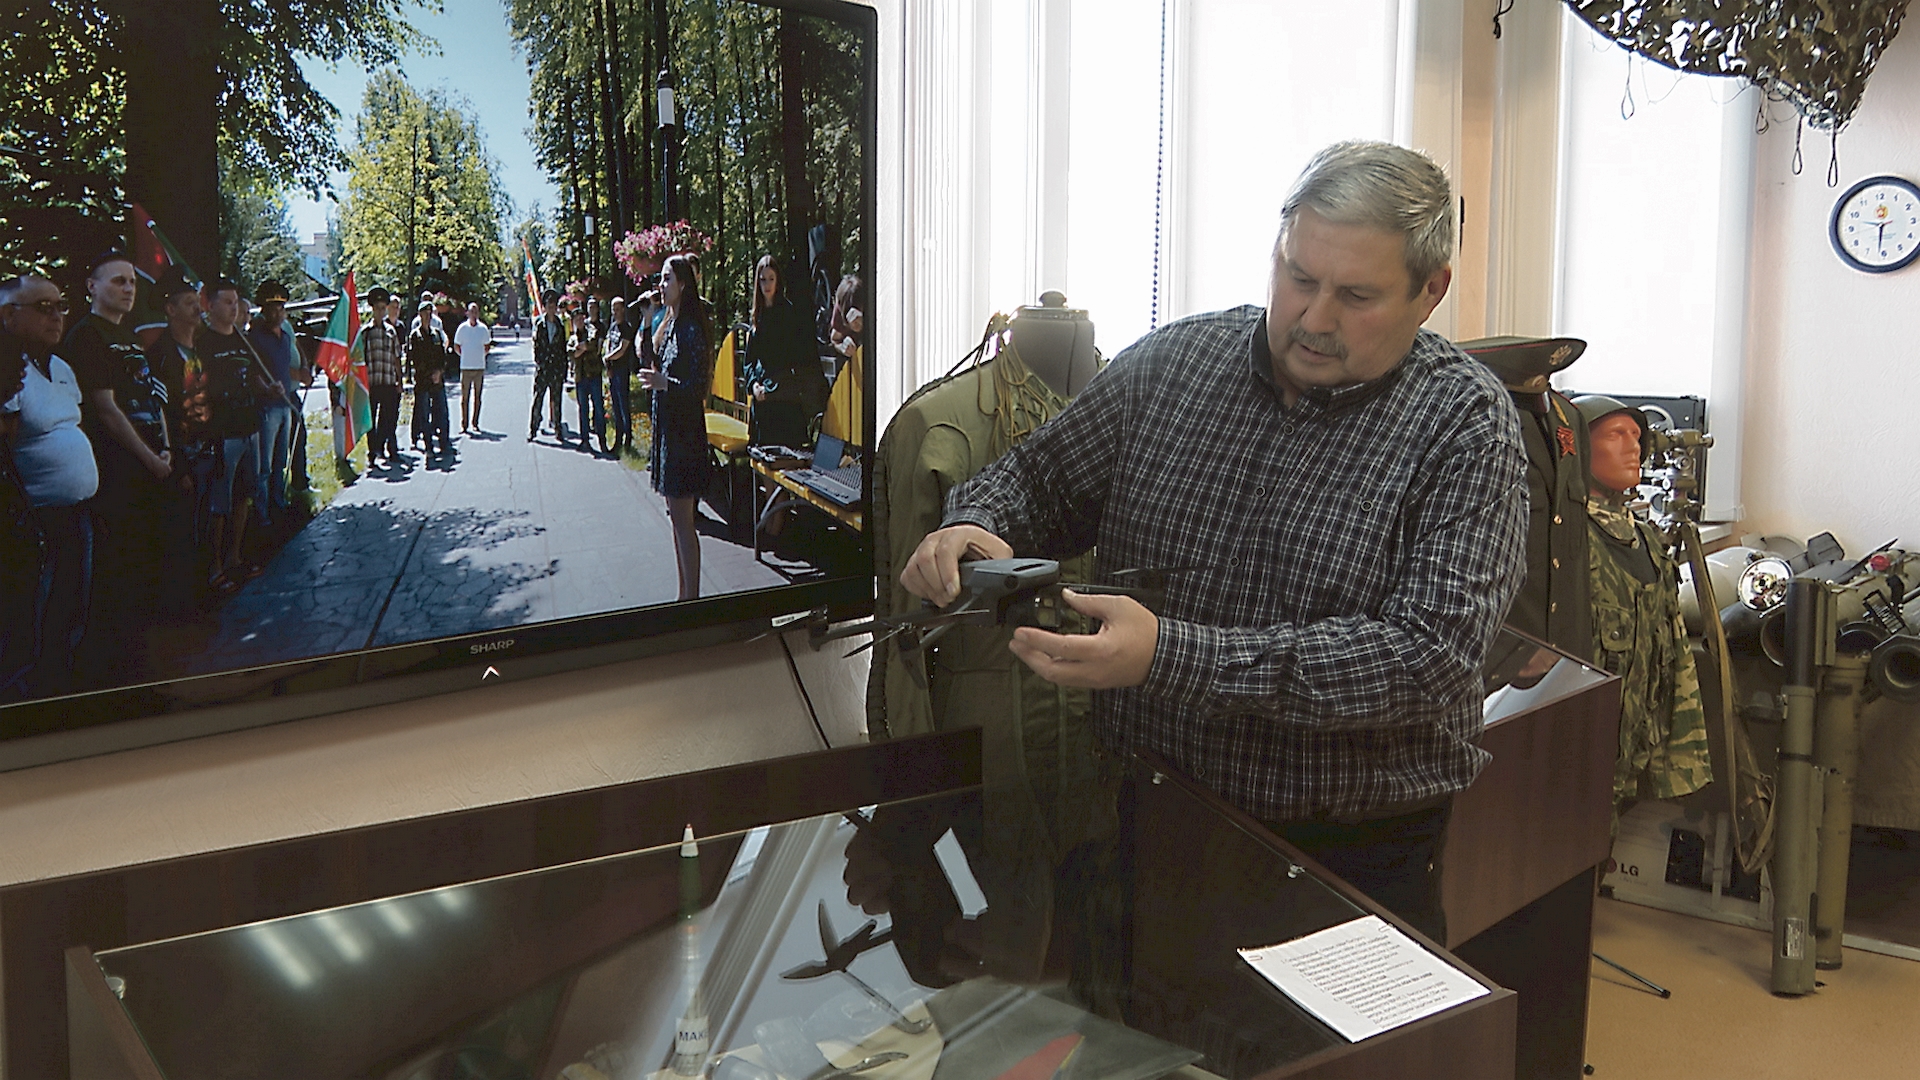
[1445,631,1622,1080]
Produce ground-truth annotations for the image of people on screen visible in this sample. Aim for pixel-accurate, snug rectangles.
[0,0,870,707]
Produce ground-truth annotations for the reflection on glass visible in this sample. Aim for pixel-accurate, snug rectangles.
[1482,626,1610,725]
[311,912,369,965]
[247,925,318,991]
[375,899,419,938]
[91,759,1482,1080]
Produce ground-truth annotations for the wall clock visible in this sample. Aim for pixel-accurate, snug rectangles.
[1830,174,1920,274]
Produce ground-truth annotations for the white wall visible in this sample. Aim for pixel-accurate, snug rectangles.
[1742,28,1920,829]
[1742,29,1920,553]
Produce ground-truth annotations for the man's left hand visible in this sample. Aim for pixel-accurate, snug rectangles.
[1008,589,1158,689]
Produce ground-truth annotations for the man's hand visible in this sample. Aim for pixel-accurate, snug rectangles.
[144,449,172,480]
[1009,589,1158,689]
[636,367,666,390]
[899,525,1013,606]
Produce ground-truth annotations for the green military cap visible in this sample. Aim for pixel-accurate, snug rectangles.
[1457,335,1587,390]
[155,265,199,299]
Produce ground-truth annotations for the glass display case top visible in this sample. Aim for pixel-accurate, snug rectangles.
[85,754,1497,1080]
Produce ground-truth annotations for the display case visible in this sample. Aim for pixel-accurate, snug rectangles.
[47,732,1515,1080]
[1449,628,1623,1080]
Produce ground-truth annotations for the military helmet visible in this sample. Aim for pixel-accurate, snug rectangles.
[1571,395,1652,461]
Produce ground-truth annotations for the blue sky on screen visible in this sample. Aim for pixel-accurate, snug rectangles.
[286,1,559,246]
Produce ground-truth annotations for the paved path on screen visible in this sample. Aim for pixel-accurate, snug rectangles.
[189,334,785,673]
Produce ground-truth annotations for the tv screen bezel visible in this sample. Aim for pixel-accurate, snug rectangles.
[0,0,879,772]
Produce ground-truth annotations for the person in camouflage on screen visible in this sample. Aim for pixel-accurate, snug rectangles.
[1575,395,1712,810]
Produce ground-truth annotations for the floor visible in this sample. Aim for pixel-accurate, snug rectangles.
[1846,827,1920,949]
[1585,897,1920,1078]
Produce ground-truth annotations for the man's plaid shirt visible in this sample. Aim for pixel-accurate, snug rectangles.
[944,306,1528,822]
[356,320,401,387]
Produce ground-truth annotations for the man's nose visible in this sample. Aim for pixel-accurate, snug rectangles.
[1300,288,1340,334]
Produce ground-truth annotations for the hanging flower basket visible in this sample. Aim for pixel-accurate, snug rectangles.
[617,221,715,285]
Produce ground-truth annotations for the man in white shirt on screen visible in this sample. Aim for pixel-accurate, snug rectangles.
[453,302,492,434]
[2,273,101,696]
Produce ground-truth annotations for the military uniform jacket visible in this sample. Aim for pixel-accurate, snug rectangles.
[869,343,1104,858]
[1509,389,1592,660]
[533,316,569,378]
[1587,497,1712,805]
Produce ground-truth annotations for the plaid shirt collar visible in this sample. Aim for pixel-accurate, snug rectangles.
[1246,317,1410,418]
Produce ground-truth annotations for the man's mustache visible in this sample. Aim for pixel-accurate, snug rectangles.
[1289,326,1348,360]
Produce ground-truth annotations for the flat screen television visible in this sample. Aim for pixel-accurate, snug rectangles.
[0,0,875,769]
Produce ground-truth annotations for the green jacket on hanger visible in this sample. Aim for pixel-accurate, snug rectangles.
[869,332,1105,861]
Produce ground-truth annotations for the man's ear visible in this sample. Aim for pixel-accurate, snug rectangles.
[1419,265,1453,318]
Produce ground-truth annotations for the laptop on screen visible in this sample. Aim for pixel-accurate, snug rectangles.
[812,434,846,471]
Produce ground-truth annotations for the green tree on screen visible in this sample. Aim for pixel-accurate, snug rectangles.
[0,0,419,292]
[338,70,509,303]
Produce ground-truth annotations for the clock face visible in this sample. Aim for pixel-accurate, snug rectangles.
[1830,175,1920,273]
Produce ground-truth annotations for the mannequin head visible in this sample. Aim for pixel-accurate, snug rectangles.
[1009,291,1098,399]
[1590,412,1644,495]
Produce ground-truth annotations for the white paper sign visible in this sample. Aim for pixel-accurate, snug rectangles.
[933,828,989,918]
[1238,915,1490,1042]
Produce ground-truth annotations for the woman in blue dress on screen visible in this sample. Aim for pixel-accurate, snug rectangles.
[640,254,715,600]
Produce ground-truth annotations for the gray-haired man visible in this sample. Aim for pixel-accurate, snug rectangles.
[900,140,1528,939]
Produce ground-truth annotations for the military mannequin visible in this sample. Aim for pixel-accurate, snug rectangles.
[1007,291,1099,399]
[1574,395,1712,809]
[1458,336,1592,661]
[869,299,1107,862]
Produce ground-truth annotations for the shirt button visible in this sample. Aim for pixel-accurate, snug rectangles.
[1228,557,1241,568]
[1255,486,1267,497]
[1552,557,1560,569]
[1550,602,1558,613]
[1554,514,1564,525]
[1361,499,1374,511]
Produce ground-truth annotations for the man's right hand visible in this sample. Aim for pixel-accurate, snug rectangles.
[899,525,1013,606]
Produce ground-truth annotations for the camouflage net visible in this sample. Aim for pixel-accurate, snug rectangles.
[1564,0,1910,134]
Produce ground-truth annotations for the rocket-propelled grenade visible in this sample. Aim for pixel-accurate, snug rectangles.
[671,824,711,1076]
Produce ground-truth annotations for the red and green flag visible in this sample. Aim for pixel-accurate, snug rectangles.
[522,237,542,312]
[315,272,371,451]
[314,271,358,382]
[126,203,200,347]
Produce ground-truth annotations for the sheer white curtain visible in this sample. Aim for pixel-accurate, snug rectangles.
[1553,9,1750,400]
[1170,0,1399,324]
[878,0,1402,412]
[1063,0,1167,355]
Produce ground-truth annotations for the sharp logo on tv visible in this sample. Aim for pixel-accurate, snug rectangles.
[0,0,876,763]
